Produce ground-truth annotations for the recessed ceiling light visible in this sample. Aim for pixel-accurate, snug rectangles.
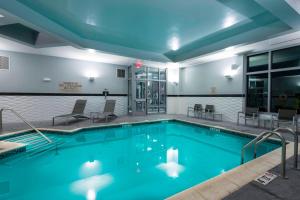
[223,16,236,28]
[225,46,235,51]
[87,49,96,53]
[169,36,180,51]
[0,14,5,18]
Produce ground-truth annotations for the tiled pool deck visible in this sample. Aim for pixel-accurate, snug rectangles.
[0,114,299,200]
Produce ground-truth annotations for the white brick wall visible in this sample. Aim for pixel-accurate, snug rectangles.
[0,96,127,123]
[167,96,244,122]
[0,95,243,123]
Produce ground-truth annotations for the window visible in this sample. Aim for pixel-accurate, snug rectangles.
[117,68,125,78]
[271,70,300,112]
[272,46,300,69]
[247,53,268,72]
[135,66,146,80]
[147,67,159,80]
[159,68,166,81]
[246,74,268,112]
[245,45,300,113]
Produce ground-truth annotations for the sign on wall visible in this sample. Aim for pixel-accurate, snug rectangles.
[59,82,82,92]
[210,86,217,94]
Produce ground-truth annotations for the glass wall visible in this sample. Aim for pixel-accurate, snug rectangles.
[247,74,268,111]
[271,70,300,112]
[246,45,300,113]
[247,53,268,72]
[272,46,300,69]
[128,66,167,115]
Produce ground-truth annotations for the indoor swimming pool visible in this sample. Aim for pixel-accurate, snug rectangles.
[0,120,280,200]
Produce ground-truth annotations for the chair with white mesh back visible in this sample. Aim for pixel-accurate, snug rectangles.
[91,100,117,122]
[52,99,88,125]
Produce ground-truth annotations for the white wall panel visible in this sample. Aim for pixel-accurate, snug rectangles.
[0,96,127,123]
[167,96,244,122]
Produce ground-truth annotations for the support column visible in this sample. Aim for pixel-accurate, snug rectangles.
[0,109,3,129]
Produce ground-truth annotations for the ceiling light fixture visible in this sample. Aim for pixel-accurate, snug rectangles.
[169,37,180,51]
[87,49,96,53]
[223,16,236,28]
[224,46,235,51]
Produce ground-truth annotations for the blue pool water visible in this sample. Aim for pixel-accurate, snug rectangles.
[0,121,279,200]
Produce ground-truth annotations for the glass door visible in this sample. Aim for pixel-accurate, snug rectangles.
[147,81,159,113]
[134,66,147,115]
[128,65,167,115]
[159,81,166,113]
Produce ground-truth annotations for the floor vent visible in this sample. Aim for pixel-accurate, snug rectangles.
[0,56,9,70]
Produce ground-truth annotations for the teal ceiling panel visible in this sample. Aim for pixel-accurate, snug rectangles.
[0,0,297,61]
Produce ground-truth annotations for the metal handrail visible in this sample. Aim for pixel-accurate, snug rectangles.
[241,131,271,164]
[0,108,52,143]
[273,127,298,169]
[241,131,287,178]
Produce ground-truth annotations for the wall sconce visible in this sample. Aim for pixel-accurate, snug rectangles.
[88,77,95,82]
[167,62,180,85]
[224,64,239,79]
[42,77,51,82]
[85,70,98,82]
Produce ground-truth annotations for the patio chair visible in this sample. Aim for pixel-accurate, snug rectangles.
[204,105,216,119]
[273,109,297,128]
[237,107,259,126]
[91,100,117,122]
[52,99,88,126]
[187,104,203,118]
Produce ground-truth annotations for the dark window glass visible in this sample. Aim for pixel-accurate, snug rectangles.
[247,53,268,72]
[272,46,300,69]
[271,70,300,113]
[247,74,268,112]
[147,67,159,80]
[135,66,146,80]
[159,68,166,80]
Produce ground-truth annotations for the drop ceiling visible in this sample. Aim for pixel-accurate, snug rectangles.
[0,0,299,63]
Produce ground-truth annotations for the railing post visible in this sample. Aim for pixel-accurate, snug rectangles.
[281,137,287,178]
[0,109,3,130]
[294,132,299,169]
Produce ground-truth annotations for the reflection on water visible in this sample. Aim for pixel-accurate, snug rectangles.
[71,174,113,200]
[87,189,96,200]
[80,160,101,178]
[157,148,185,178]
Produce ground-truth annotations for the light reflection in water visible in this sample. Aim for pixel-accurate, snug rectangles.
[157,148,184,178]
[80,160,101,178]
[71,174,113,199]
[87,189,96,200]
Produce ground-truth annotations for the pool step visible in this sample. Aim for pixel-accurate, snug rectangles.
[3,133,64,154]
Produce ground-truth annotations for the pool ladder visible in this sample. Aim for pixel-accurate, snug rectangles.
[241,128,299,178]
[0,107,52,143]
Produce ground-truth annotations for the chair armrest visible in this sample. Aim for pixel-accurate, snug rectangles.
[187,106,194,111]
[237,111,244,117]
[253,112,258,118]
[271,113,278,120]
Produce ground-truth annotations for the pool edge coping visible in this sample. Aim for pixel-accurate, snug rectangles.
[167,142,295,200]
[0,118,281,143]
